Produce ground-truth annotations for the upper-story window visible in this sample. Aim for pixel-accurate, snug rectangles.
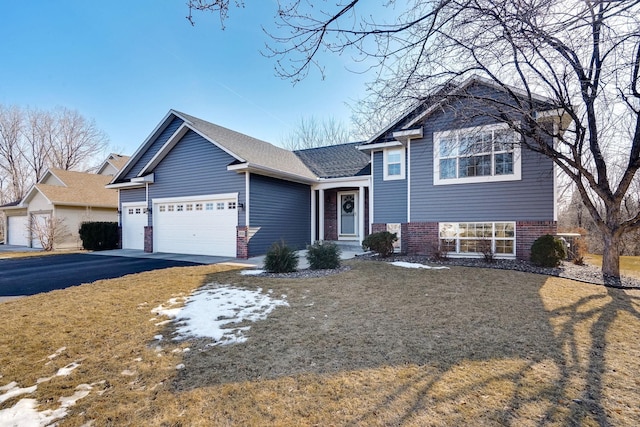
[383,147,405,181]
[434,123,521,185]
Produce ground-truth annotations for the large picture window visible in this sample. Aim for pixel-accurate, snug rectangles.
[439,222,516,257]
[434,124,521,185]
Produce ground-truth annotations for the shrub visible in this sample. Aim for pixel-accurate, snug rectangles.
[428,241,449,261]
[306,241,342,270]
[572,235,588,265]
[477,239,495,263]
[79,222,119,251]
[362,231,397,257]
[530,234,566,267]
[264,240,299,273]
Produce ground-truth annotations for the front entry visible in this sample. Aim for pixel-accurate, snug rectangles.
[338,192,358,239]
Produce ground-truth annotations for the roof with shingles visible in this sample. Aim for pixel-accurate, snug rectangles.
[175,111,317,181]
[294,143,371,179]
[32,169,117,208]
[107,154,130,171]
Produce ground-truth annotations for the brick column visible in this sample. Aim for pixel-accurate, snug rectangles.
[406,222,439,255]
[144,226,153,253]
[236,226,249,259]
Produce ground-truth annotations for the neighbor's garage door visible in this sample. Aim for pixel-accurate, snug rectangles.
[153,195,238,257]
[121,204,147,250]
[7,215,29,246]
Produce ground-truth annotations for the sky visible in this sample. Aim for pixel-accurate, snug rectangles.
[0,1,374,155]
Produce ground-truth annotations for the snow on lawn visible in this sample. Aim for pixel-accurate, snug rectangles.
[152,284,288,346]
[390,261,450,270]
[240,269,265,276]
[0,361,90,427]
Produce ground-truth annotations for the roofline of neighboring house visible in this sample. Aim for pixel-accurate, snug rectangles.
[50,202,118,209]
[0,204,26,211]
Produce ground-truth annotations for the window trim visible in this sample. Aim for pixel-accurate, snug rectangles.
[383,147,406,181]
[439,221,516,258]
[433,123,522,185]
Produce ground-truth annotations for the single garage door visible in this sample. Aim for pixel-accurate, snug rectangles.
[7,215,29,246]
[122,204,147,250]
[153,195,238,257]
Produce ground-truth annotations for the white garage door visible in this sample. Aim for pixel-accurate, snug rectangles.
[122,204,147,250]
[7,216,29,246]
[31,213,51,249]
[153,194,238,257]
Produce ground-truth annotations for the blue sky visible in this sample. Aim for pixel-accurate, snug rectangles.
[0,1,373,154]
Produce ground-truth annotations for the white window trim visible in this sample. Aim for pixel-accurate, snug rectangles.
[439,221,517,258]
[433,123,522,185]
[383,147,406,181]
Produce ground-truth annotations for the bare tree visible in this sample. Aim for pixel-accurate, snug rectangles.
[0,105,27,201]
[23,109,55,183]
[280,116,353,150]
[29,215,69,251]
[190,0,640,280]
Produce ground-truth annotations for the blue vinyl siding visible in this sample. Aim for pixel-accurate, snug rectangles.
[248,174,310,255]
[122,117,184,181]
[373,151,408,223]
[147,129,246,226]
[120,187,146,204]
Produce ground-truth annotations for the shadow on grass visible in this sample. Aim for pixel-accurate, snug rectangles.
[166,261,640,425]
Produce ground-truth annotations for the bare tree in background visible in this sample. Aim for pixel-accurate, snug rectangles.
[281,116,353,150]
[29,215,69,251]
[189,0,640,280]
[0,105,108,204]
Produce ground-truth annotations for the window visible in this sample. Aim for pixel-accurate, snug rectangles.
[205,203,214,210]
[128,208,134,215]
[159,205,166,212]
[216,202,225,210]
[434,124,521,185]
[168,205,174,212]
[176,204,184,212]
[383,147,405,180]
[195,203,203,211]
[228,201,237,210]
[135,208,141,214]
[186,204,193,211]
[439,222,516,257]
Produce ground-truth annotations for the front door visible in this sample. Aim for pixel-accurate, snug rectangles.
[338,192,357,239]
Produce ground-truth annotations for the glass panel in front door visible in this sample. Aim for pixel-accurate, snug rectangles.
[340,194,356,235]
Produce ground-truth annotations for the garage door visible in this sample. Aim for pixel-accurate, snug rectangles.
[122,204,147,250]
[31,213,51,249]
[7,216,29,246]
[153,195,238,257]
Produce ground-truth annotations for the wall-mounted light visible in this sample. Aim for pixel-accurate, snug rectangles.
[238,202,245,210]
[143,208,149,213]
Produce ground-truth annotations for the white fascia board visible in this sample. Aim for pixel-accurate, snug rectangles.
[39,168,67,187]
[110,110,178,184]
[131,173,155,183]
[228,163,317,184]
[54,202,117,209]
[152,193,238,204]
[393,128,423,143]
[139,124,190,176]
[357,141,403,152]
[21,185,51,206]
[312,176,370,190]
[105,181,146,189]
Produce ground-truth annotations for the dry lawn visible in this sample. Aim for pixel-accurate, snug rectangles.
[586,254,640,279]
[1,260,640,426]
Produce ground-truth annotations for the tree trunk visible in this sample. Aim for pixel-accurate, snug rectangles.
[601,231,621,279]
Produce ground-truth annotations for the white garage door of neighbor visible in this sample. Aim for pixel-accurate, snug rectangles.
[122,204,147,250]
[31,213,51,249]
[7,216,29,246]
[153,195,238,257]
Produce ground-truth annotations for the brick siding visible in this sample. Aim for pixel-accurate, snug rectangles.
[236,226,249,259]
[516,220,557,260]
[144,226,153,253]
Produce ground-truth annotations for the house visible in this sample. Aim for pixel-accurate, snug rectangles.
[109,77,557,259]
[1,157,127,248]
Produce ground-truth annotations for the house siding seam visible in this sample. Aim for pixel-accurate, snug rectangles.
[248,174,311,256]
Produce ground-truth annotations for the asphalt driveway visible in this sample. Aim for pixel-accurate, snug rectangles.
[0,253,201,297]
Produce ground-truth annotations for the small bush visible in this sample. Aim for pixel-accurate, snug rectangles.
[362,231,397,257]
[530,234,566,267]
[477,239,495,263]
[573,236,588,265]
[306,241,342,270]
[264,240,299,273]
[428,241,449,261]
[79,222,119,251]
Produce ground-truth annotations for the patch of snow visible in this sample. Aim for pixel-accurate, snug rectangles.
[0,382,37,404]
[154,335,163,341]
[153,284,288,346]
[56,362,81,377]
[121,370,136,376]
[176,364,185,370]
[240,269,265,276]
[47,347,66,360]
[390,261,450,270]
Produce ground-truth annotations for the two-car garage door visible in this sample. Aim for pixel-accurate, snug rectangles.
[152,194,238,257]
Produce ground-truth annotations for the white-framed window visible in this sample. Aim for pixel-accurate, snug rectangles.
[195,203,203,211]
[135,208,141,214]
[439,222,516,257]
[216,202,225,210]
[228,201,237,210]
[383,147,406,180]
[434,123,521,185]
[176,204,184,212]
[128,208,134,215]
[205,203,214,211]
[168,205,174,212]
[159,205,166,212]
[186,204,193,211]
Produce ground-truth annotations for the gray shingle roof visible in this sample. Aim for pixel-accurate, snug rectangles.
[294,142,370,179]
[175,111,317,181]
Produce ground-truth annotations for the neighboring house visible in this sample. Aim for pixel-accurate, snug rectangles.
[109,76,557,259]
[1,160,125,249]
[96,153,131,175]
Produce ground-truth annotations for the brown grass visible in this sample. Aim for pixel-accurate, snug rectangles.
[0,249,85,259]
[1,260,640,426]
[586,254,640,279]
